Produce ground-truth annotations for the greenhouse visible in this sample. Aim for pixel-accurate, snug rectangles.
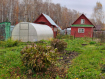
[12,22,53,42]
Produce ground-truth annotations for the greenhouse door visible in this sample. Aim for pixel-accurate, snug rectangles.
[19,23,29,42]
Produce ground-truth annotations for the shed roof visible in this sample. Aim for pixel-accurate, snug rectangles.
[42,13,61,30]
[42,14,57,26]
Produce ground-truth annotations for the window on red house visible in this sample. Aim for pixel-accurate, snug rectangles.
[78,28,85,33]
[81,19,85,24]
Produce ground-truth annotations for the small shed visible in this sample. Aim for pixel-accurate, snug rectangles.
[33,13,61,38]
[71,14,95,38]
[61,27,71,35]
[12,22,53,42]
[67,27,71,35]
[0,22,11,40]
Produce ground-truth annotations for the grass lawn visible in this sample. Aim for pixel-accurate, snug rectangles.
[0,38,105,79]
[65,38,105,79]
[0,44,27,79]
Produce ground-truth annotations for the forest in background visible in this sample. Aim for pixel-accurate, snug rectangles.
[0,0,104,29]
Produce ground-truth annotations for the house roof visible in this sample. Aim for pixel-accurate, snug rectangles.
[42,13,61,30]
[71,14,95,28]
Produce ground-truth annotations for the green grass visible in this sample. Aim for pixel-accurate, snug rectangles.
[65,38,105,79]
[0,38,105,79]
[0,45,26,78]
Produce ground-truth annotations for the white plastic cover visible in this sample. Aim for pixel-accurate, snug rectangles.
[12,22,53,42]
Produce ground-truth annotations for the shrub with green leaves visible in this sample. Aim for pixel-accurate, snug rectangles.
[20,44,58,72]
[89,41,96,45]
[0,39,19,47]
[6,39,19,47]
[51,39,67,52]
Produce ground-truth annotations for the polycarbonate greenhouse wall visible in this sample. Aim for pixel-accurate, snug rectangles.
[0,22,11,40]
[12,22,53,42]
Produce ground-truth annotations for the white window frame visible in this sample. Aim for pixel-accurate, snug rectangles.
[81,19,85,24]
[78,28,85,33]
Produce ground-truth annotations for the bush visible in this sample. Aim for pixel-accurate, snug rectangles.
[6,39,19,47]
[89,41,96,45]
[20,44,58,72]
[51,39,67,52]
[0,39,19,47]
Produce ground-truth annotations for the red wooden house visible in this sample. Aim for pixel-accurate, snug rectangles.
[71,14,95,38]
[33,13,61,38]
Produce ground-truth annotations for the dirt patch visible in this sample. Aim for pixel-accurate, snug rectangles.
[58,51,80,68]
[81,44,88,46]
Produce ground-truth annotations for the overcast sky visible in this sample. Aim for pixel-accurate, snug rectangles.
[52,0,105,18]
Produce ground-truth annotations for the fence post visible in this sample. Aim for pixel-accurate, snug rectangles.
[101,31,103,42]
[92,31,94,41]
[74,31,76,39]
